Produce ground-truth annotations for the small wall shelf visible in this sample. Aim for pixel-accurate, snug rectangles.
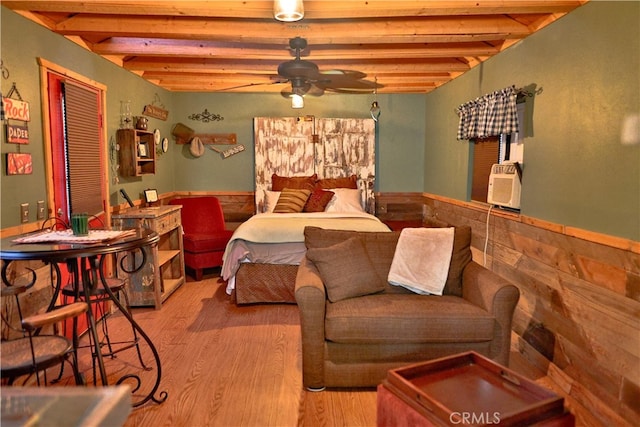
[117,129,156,176]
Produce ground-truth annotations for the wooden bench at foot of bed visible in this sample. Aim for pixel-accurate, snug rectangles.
[234,263,299,304]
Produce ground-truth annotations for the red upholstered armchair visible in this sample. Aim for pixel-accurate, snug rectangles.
[168,197,234,281]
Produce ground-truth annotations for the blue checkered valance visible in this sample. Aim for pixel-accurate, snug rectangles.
[456,86,519,140]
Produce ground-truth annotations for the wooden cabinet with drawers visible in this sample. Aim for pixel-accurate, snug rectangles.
[112,205,185,308]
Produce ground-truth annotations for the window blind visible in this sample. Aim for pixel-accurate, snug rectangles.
[62,82,103,216]
[471,136,499,203]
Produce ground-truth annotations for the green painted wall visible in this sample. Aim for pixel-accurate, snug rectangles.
[0,7,176,226]
[169,92,425,192]
[2,3,637,242]
[0,7,424,228]
[424,1,639,241]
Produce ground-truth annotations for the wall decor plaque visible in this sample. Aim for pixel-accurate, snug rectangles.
[6,153,33,175]
[6,123,29,144]
[2,97,30,121]
[143,104,169,121]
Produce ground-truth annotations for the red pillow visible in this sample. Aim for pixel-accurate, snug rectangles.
[271,173,317,191]
[304,188,335,212]
[316,174,358,189]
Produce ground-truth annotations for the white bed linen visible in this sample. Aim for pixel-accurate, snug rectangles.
[222,212,390,294]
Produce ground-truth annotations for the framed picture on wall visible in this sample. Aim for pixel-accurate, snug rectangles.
[138,142,148,158]
[144,188,158,204]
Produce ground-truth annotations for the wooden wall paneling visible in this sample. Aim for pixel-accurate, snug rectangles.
[419,193,640,426]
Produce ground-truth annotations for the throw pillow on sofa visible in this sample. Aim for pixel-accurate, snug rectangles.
[306,237,385,302]
[303,225,472,297]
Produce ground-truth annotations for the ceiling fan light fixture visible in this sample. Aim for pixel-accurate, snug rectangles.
[274,0,304,22]
[291,94,304,109]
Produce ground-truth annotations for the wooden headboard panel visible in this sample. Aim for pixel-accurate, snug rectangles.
[254,117,376,214]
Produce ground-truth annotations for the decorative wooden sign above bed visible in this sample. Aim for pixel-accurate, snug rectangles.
[254,117,376,214]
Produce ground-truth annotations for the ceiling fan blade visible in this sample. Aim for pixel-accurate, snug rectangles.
[317,78,381,91]
[320,69,367,80]
[217,81,283,91]
[323,87,378,94]
[276,38,381,98]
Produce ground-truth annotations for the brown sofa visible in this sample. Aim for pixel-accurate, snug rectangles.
[295,225,520,390]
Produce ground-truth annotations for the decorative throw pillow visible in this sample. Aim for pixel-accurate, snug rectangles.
[443,225,472,297]
[273,188,312,213]
[264,190,281,213]
[303,188,335,212]
[324,188,364,213]
[271,173,317,191]
[306,237,384,302]
[316,174,358,189]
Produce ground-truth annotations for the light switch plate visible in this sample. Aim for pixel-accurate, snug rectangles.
[37,200,45,220]
[20,203,29,223]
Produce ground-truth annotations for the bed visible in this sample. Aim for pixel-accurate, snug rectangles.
[222,116,389,304]
[222,211,390,303]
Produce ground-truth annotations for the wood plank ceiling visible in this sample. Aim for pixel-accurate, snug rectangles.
[2,1,588,94]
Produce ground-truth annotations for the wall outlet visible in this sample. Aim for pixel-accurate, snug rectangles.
[20,203,29,223]
[37,200,45,220]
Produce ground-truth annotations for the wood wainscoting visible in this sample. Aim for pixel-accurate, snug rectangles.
[377,192,639,427]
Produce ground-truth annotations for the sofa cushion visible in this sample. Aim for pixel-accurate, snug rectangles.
[444,225,472,296]
[306,237,385,302]
[325,294,495,344]
[304,225,472,296]
[304,227,401,291]
[183,231,234,253]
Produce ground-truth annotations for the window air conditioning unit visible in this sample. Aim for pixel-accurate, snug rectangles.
[487,162,522,209]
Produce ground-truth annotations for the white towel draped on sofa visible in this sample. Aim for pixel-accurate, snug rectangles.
[388,227,455,295]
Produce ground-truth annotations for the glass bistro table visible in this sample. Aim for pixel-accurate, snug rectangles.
[0,228,167,407]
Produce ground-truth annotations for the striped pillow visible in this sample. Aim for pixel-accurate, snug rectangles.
[273,188,312,213]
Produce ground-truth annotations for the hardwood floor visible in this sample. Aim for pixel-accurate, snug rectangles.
[49,272,600,427]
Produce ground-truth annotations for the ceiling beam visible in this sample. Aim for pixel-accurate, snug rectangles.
[54,15,533,44]
[92,38,502,60]
[1,1,587,19]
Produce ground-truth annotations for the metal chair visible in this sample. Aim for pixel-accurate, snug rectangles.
[61,274,148,383]
[1,281,88,386]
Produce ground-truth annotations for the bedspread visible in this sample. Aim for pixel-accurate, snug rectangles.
[222,212,390,294]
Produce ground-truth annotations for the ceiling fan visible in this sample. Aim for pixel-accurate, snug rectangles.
[276,37,383,98]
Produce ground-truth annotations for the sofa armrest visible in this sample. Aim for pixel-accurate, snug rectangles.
[462,261,520,365]
[295,256,327,390]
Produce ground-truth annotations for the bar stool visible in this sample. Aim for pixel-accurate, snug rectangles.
[61,276,148,384]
